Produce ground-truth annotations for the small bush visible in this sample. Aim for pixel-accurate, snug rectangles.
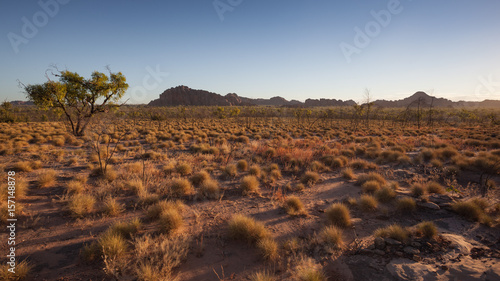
[356,172,386,186]
[374,224,409,242]
[293,257,327,281]
[99,230,127,258]
[410,183,426,197]
[224,164,238,178]
[241,175,260,195]
[257,237,279,261]
[175,162,192,176]
[358,194,378,211]
[362,180,381,193]
[320,225,344,248]
[170,178,195,196]
[284,196,307,216]
[190,170,211,187]
[250,270,276,281]
[415,221,437,239]
[249,165,262,177]
[198,179,221,200]
[159,209,183,234]
[396,197,416,213]
[300,171,320,186]
[426,182,445,194]
[0,259,32,280]
[68,194,95,218]
[451,200,490,224]
[13,161,33,172]
[103,198,125,217]
[325,203,352,228]
[341,168,355,180]
[66,180,85,194]
[228,214,269,243]
[237,159,248,171]
[146,200,185,220]
[375,186,396,202]
[109,218,141,238]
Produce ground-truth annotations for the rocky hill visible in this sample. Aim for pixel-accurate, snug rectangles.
[148,85,356,107]
[149,86,500,108]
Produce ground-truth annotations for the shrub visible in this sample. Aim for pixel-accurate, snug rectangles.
[325,203,352,228]
[249,165,262,177]
[68,194,95,218]
[175,162,192,176]
[257,237,279,261]
[224,164,238,178]
[293,257,327,281]
[300,171,320,186]
[356,172,386,186]
[250,270,276,281]
[198,179,221,200]
[362,180,381,193]
[358,195,378,211]
[109,218,141,238]
[13,161,33,172]
[415,221,438,239]
[190,170,211,187]
[396,197,416,213]
[451,199,491,224]
[103,198,125,217]
[237,159,248,171]
[320,225,344,248]
[410,183,426,197]
[426,182,445,194]
[0,259,32,280]
[341,168,355,180]
[146,200,185,220]
[374,224,409,242]
[99,230,127,259]
[159,209,183,234]
[228,214,269,243]
[284,196,307,216]
[241,175,260,195]
[126,179,145,195]
[170,178,195,196]
[269,169,282,181]
[375,186,396,202]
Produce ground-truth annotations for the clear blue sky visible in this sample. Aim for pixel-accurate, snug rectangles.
[1,0,499,104]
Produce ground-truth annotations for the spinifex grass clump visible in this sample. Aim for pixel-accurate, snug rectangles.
[284,196,307,216]
[374,224,409,242]
[241,175,260,195]
[452,198,493,225]
[228,214,269,243]
[325,203,352,228]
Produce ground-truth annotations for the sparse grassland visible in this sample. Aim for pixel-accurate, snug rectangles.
[1,107,499,280]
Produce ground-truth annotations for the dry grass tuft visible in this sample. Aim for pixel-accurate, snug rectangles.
[257,237,279,261]
[170,178,195,196]
[241,175,260,195]
[37,169,57,188]
[415,221,438,239]
[358,194,378,211]
[320,225,344,248]
[325,203,352,228]
[356,172,386,186]
[375,185,396,202]
[293,257,327,281]
[341,168,355,180]
[396,197,417,213]
[410,183,426,197]
[68,194,96,218]
[374,224,409,242]
[103,197,125,217]
[159,209,183,235]
[300,171,320,186]
[284,196,307,216]
[228,214,269,243]
[362,180,381,193]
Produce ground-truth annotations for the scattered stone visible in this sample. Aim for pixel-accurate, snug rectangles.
[395,251,404,257]
[373,249,385,256]
[386,258,437,281]
[418,201,441,210]
[411,242,422,248]
[385,238,402,246]
[404,247,420,255]
[375,237,386,250]
[359,249,373,255]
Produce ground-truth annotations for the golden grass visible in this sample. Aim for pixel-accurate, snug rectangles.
[293,257,327,281]
[257,237,279,261]
[358,194,378,211]
[320,225,344,248]
[396,197,417,213]
[325,203,352,228]
[374,224,409,242]
[300,171,319,186]
[284,196,307,216]
[170,178,195,196]
[415,221,438,239]
[68,194,95,218]
[198,179,221,200]
[241,175,260,195]
[37,169,57,188]
[228,214,269,243]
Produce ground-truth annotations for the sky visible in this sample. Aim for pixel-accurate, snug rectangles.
[1,0,500,104]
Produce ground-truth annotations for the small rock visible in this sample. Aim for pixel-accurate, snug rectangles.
[404,246,420,255]
[441,265,449,271]
[418,201,440,210]
[411,242,422,248]
[373,249,385,256]
[412,255,422,262]
[395,251,404,257]
[359,249,373,255]
[385,238,402,246]
[367,244,375,250]
[375,237,386,250]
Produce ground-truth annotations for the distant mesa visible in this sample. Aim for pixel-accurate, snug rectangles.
[148,86,500,108]
[148,85,356,107]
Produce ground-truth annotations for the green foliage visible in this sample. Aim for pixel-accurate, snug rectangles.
[23,68,128,136]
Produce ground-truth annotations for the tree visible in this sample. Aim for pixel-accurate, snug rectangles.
[22,68,128,136]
